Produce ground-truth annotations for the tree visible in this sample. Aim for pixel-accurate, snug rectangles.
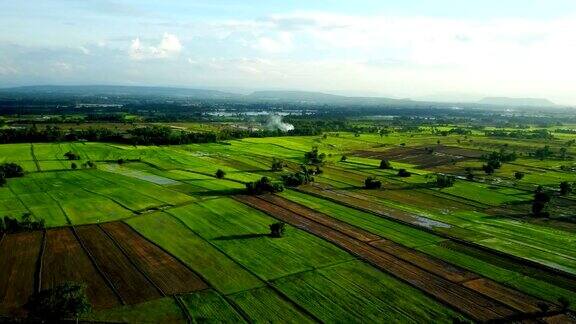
[532,187,551,217]
[64,151,80,160]
[482,164,495,175]
[434,174,456,188]
[215,169,226,179]
[304,147,325,165]
[0,172,5,187]
[0,163,24,178]
[70,163,77,170]
[26,282,91,320]
[269,222,286,238]
[560,181,572,196]
[117,158,125,165]
[271,158,285,171]
[379,159,393,170]
[246,177,284,195]
[364,177,382,189]
[397,169,411,177]
[340,155,347,162]
[514,171,525,180]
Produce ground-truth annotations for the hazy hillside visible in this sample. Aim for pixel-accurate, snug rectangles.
[0,85,239,99]
[478,97,556,107]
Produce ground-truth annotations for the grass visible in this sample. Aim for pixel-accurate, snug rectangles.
[167,198,354,280]
[84,297,185,323]
[179,289,245,323]
[126,212,265,294]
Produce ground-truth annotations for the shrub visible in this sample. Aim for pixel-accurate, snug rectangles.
[246,177,284,195]
[71,163,77,170]
[435,174,456,188]
[379,159,393,170]
[215,169,226,179]
[269,222,286,238]
[304,147,325,165]
[514,171,524,180]
[340,155,347,162]
[397,169,411,177]
[282,172,313,187]
[64,151,80,160]
[271,158,286,171]
[482,164,495,174]
[364,177,382,189]
[26,282,91,320]
[0,213,45,234]
[560,181,572,196]
[0,163,25,178]
[532,187,551,217]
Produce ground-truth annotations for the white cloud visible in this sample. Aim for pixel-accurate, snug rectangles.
[129,33,182,60]
[254,32,293,53]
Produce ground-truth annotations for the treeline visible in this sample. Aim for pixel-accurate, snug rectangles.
[484,129,554,140]
[0,124,322,146]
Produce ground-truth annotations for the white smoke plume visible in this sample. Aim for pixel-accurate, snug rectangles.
[266,114,294,132]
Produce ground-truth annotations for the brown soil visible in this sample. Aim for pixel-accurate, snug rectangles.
[42,228,121,310]
[100,222,208,295]
[75,225,162,305]
[0,232,43,316]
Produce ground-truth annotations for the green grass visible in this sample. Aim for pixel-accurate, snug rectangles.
[168,198,354,280]
[84,297,186,323]
[179,289,245,323]
[228,287,313,323]
[273,260,463,323]
[279,189,445,248]
[126,212,265,294]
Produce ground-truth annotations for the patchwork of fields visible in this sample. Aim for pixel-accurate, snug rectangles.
[1,129,576,322]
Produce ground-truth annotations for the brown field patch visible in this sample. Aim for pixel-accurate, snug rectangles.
[463,278,543,313]
[42,228,121,310]
[100,222,208,295]
[353,145,485,168]
[75,225,162,305]
[0,232,43,316]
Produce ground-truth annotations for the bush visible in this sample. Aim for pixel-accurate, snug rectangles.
[304,147,325,165]
[271,158,286,171]
[482,164,495,174]
[397,169,411,177]
[560,181,572,196]
[364,177,382,189]
[340,155,347,162]
[0,163,25,178]
[379,159,393,170]
[26,282,91,320]
[246,177,284,195]
[514,171,524,180]
[71,163,77,170]
[282,172,313,187]
[0,213,45,234]
[64,151,80,160]
[215,169,226,179]
[435,174,456,188]
[532,187,551,217]
[269,222,286,238]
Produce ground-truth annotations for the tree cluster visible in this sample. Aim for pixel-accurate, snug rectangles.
[0,213,45,234]
[304,147,326,165]
[245,177,284,195]
[364,176,382,189]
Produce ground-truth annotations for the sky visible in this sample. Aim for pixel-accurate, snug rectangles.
[1,0,576,104]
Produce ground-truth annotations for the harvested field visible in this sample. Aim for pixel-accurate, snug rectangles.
[236,194,548,322]
[42,228,120,310]
[74,225,162,305]
[100,222,208,295]
[0,232,43,316]
[462,278,543,313]
[353,145,484,168]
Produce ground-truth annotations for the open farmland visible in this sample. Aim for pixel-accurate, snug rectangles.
[2,124,576,322]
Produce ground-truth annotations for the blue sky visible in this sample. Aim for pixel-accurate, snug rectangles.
[1,0,576,103]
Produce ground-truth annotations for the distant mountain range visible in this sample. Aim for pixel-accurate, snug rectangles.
[478,97,556,107]
[0,85,559,108]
